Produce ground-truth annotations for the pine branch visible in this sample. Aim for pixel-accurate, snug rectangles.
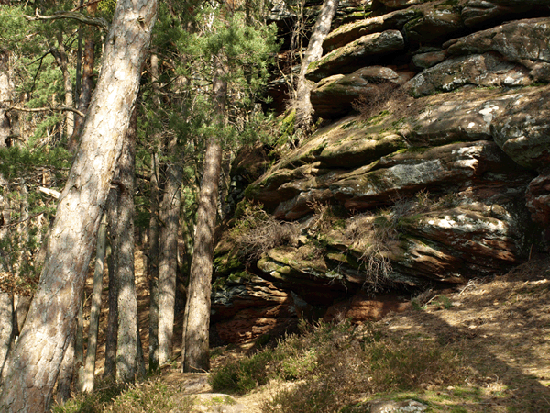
[25,10,108,30]
[6,105,86,118]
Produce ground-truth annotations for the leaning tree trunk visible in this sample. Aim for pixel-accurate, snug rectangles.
[0,0,158,410]
[294,0,339,129]
[182,72,225,373]
[114,106,138,384]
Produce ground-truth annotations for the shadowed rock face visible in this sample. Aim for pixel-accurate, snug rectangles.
[212,1,550,343]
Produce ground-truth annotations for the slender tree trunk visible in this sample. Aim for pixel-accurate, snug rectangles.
[0,50,13,148]
[148,151,160,373]
[148,54,161,372]
[158,139,182,366]
[56,334,75,404]
[81,216,106,393]
[182,71,225,373]
[51,31,74,139]
[103,224,117,380]
[69,35,95,152]
[0,1,158,410]
[114,106,138,384]
[0,292,14,377]
[294,0,338,129]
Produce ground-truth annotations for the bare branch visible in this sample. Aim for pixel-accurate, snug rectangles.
[25,10,108,30]
[38,186,61,199]
[6,105,86,118]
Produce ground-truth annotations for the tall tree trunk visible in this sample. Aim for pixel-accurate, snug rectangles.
[0,293,14,378]
[148,54,161,372]
[81,216,106,393]
[69,35,95,152]
[182,72,225,373]
[148,151,160,373]
[158,139,182,366]
[51,31,74,139]
[114,106,138,384]
[0,1,158,410]
[294,0,338,129]
[103,223,117,380]
[0,50,13,148]
[56,333,75,404]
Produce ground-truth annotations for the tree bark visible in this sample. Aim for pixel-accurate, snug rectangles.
[51,31,74,139]
[182,71,225,373]
[69,35,95,152]
[81,216,106,393]
[158,138,182,366]
[0,293,14,378]
[0,0,158,410]
[294,0,338,129]
[103,222,117,380]
[56,333,75,404]
[148,151,160,373]
[114,106,138,384]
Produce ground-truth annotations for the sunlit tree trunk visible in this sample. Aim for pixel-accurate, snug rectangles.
[51,31,74,139]
[103,220,117,380]
[81,216,106,392]
[69,35,95,152]
[114,106,138,384]
[0,0,158,410]
[56,334,75,404]
[294,0,338,129]
[0,292,14,378]
[182,69,225,373]
[158,136,182,366]
[148,151,160,372]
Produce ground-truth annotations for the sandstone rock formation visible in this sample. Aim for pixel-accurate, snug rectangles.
[212,0,550,343]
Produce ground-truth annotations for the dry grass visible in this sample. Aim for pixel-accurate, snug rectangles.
[352,83,416,121]
[232,201,299,263]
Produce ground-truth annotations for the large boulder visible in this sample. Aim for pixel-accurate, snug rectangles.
[446,16,550,63]
[323,7,421,51]
[305,30,405,82]
[408,52,532,96]
[310,66,412,117]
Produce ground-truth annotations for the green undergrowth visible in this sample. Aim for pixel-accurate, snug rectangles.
[211,320,466,412]
[52,378,190,413]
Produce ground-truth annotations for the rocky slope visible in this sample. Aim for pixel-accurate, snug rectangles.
[211,0,550,344]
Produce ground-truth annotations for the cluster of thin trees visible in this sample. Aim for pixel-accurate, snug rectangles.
[0,0,338,410]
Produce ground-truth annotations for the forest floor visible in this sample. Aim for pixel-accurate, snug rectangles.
[66,255,550,412]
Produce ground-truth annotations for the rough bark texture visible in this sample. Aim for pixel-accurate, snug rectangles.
[56,334,75,404]
[182,73,225,373]
[81,216,106,393]
[103,224,117,380]
[69,35,95,152]
[148,151,160,372]
[158,138,182,366]
[294,0,339,128]
[0,0,158,410]
[0,292,14,377]
[114,106,138,384]
[0,50,13,148]
[51,34,74,139]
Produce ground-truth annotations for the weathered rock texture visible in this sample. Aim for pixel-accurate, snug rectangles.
[213,0,550,343]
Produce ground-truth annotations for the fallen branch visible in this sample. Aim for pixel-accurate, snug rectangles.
[6,105,85,118]
[38,186,61,199]
[25,10,108,30]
